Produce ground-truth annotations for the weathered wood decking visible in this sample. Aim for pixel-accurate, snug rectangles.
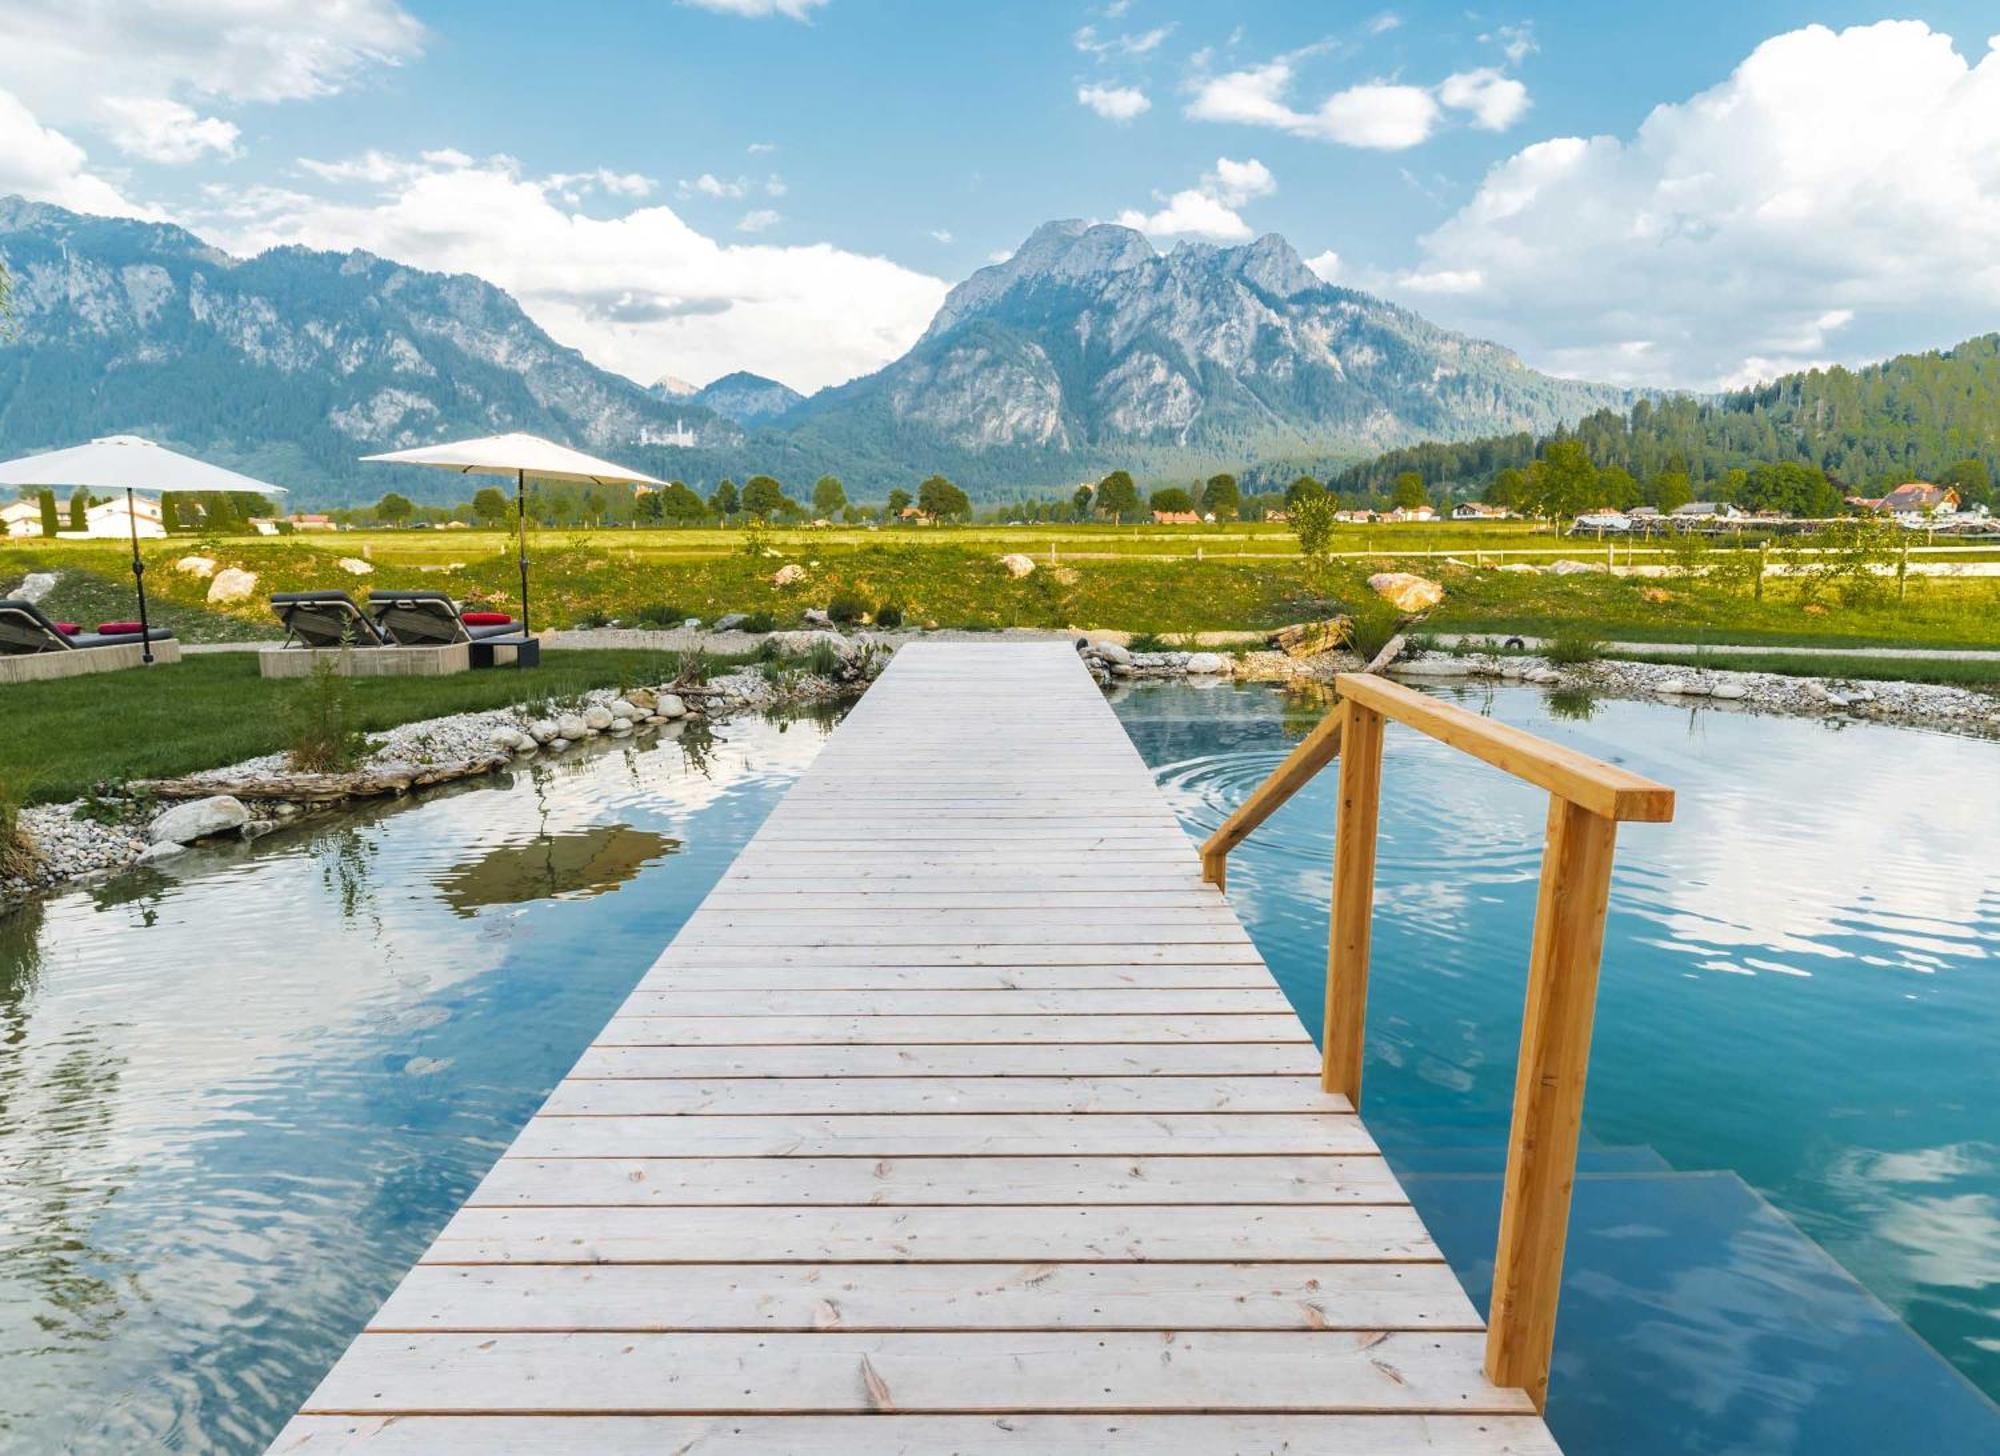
[272,642,1560,1454]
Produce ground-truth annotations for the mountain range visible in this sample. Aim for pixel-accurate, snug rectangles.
[0,198,1653,506]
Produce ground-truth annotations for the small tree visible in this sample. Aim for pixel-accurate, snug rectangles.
[1391,472,1426,510]
[377,492,415,525]
[741,474,788,519]
[660,482,707,522]
[38,489,59,537]
[633,489,665,524]
[885,487,913,520]
[1200,473,1239,521]
[1285,474,1326,511]
[1094,470,1140,522]
[1149,486,1195,515]
[68,487,90,531]
[472,486,511,526]
[812,475,847,517]
[708,479,739,519]
[917,474,971,521]
[1650,470,1692,514]
[1071,484,1094,521]
[1289,491,1338,582]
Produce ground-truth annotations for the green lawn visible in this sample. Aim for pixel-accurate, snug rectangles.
[0,649,704,804]
[9,525,1999,648]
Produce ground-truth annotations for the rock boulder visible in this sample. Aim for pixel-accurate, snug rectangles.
[1366,573,1444,613]
[149,795,249,846]
[206,567,258,605]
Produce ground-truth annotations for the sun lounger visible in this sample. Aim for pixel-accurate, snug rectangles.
[367,590,521,646]
[270,591,396,648]
[0,598,182,681]
[0,598,176,655]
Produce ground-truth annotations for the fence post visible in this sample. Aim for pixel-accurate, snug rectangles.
[1322,698,1384,1102]
[1485,795,1619,1411]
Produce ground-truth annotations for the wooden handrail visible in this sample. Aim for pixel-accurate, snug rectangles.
[1198,708,1343,889]
[1333,673,1675,822]
[1199,670,1675,1415]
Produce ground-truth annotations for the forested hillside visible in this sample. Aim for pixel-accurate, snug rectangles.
[1335,335,2000,508]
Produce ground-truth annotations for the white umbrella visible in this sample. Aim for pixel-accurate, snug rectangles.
[0,434,289,663]
[361,432,664,638]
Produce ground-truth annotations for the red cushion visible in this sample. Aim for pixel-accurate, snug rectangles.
[461,611,512,626]
[54,622,80,636]
[97,621,144,635]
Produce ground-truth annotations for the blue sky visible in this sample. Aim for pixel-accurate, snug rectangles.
[2,1,1998,394]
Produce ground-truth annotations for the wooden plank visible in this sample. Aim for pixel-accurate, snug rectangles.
[1335,671,1675,822]
[300,1330,1526,1415]
[592,1015,1312,1046]
[612,989,1292,1017]
[271,1413,1563,1454]
[468,1154,1400,1207]
[632,965,1280,991]
[644,945,1268,966]
[508,1112,1378,1159]
[422,1205,1434,1264]
[569,1043,1324,1079]
[537,1075,1348,1116]
[368,1262,1480,1332]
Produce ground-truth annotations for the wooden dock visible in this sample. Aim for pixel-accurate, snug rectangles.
[272,642,1561,1454]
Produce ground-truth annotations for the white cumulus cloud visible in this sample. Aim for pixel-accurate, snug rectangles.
[1077,83,1151,122]
[1116,156,1275,242]
[0,88,149,216]
[1392,21,2000,388]
[1188,55,1529,149]
[101,97,241,163]
[1438,68,1529,131]
[195,150,947,394]
[736,208,782,232]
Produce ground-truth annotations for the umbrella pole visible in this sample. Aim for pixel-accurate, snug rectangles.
[516,468,530,638]
[128,486,154,666]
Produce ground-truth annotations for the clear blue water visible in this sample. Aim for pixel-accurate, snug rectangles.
[0,713,839,1452]
[1111,679,2000,1449]
[2,681,1996,1453]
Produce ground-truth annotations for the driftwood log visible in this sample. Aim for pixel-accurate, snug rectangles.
[1362,633,1408,675]
[137,752,513,804]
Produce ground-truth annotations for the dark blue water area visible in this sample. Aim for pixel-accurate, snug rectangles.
[1111,677,2000,1454]
[0,713,841,1453]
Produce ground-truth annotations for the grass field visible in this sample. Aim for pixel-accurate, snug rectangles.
[0,648,707,804]
[6,521,1999,650]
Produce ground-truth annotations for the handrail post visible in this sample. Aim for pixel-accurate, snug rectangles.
[1485,794,1620,1412]
[1322,697,1384,1102]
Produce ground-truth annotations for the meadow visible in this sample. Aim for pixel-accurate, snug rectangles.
[6,519,2000,652]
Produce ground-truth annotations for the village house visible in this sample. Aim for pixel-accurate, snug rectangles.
[289,513,337,531]
[1,499,44,537]
[1671,501,1744,521]
[1868,482,1960,521]
[81,494,166,539]
[1151,510,1202,525]
[1453,501,1511,520]
[1381,504,1437,523]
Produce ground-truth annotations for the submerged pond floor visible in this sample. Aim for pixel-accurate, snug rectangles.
[1,681,1996,1453]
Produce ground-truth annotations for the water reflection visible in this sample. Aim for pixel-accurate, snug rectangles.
[436,825,679,914]
[0,711,838,1453]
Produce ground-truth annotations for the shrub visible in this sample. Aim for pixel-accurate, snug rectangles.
[826,592,867,625]
[738,611,777,634]
[873,601,905,628]
[635,602,688,627]
[1544,628,1606,665]
[1343,595,1403,662]
[806,639,844,678]
[573,608,611,629]
[674,646,712,687]
[285,652,369,772]
[1127,631,1168,653]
